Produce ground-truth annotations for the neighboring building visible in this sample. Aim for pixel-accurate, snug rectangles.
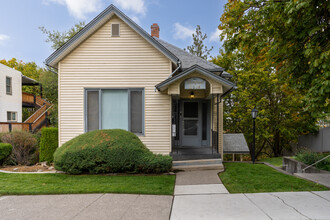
[45,5,237,160]
[0,63,52,133]
[0,63,22,123]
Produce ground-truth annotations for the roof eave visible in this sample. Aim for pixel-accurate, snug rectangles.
[155,64,236,91]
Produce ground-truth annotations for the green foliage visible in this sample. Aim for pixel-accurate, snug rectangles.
[0,143,12,165]
[219,0,329,115]
[1,131,38,165]
[0,58,42,97]
[0,173,175,195]
[39,128,59,163]
[39,21,85,50]
[296,151,330,171]
[219,163,327,193]
[54,129,172,174]
[212,51,318,157]
[39,70,58,126]
[185,25,213,59]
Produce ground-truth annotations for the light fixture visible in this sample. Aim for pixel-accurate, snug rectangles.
[251,108,258,119]
[190,91,195,98]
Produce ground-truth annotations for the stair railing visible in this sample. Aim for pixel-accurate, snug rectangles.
[302,155,330,173]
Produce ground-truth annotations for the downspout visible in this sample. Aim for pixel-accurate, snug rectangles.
[168,60,182,78]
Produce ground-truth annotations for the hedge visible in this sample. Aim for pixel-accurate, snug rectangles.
[0,143,12,164]
[54,129,172,174]
[39,127,58,163]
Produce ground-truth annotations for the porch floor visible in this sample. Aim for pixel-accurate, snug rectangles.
[171,147,220,161]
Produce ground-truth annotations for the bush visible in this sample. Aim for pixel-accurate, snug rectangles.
[296,151,330,171]
[54,129,172,174]
[0,143,12,165]
[39,127,58,163]
[1,131,38,165]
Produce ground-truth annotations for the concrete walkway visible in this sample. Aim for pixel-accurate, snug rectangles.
[171,169,330,220]
[0,194,173,220]
[294,173,330,188]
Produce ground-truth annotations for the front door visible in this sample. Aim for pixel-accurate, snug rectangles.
[181,101,201,147]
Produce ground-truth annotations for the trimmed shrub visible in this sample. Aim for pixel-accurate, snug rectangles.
[54,129,172,174]
[0,143,12,165]
[39,127,58,163]
[1,131,38,165]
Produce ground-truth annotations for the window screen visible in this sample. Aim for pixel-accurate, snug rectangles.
[130,90,143,133]
[87,91,99,132]
[6,77,12,95]
[111,24,120,36]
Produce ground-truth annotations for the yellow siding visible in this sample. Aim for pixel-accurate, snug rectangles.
[58,16,172,154]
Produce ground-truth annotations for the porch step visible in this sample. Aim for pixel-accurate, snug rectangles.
[173,159,223,171]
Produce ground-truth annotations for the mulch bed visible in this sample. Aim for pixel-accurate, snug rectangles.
[0,163,55,172]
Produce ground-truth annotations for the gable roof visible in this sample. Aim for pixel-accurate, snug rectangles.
[223,133,250,154]
[45,4,179,68]
[154,38,229,74]
[155,64,236,93]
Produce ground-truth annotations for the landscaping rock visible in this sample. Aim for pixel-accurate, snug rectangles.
[41,162,48,167]
[37,169,43,172]
[48,166,54,170]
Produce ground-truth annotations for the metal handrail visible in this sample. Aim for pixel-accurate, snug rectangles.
[302,155,330,172]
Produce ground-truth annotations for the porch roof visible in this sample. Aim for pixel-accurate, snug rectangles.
[155,64,237,94]
[223,133,250,154]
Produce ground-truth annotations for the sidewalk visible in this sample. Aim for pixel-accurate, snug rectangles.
[0,194,173,220]
[171,169,330,220]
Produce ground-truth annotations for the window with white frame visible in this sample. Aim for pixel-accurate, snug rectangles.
[6,76,12,95]
[86,89,144,134]
[7,111,17,122]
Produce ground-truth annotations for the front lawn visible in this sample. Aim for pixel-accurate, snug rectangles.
[259,157,283,167]
[219,163,328,193]
[0,173,175,195]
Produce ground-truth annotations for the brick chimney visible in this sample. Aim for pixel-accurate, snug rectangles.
[151,23,160,38]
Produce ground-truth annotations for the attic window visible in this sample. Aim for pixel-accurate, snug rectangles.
[111,24,120,37]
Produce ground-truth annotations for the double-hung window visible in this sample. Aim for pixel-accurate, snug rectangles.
[7,111,17,122]
[6,76,12,95]
[86,89,144,134]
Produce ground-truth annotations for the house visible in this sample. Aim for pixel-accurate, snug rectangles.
[45,5,236,160]
[0,63,52,132]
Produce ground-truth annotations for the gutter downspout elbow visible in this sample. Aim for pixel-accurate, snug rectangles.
[168,60,181,78]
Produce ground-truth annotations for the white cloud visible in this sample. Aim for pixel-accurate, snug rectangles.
[209,28,226,43]
[44,0,102,19]
[0,34,9,45]
[113,0,146,16]
[173,22,194,40]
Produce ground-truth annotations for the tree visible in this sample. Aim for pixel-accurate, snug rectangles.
[39,21,85,50]
[211,50,318,157]
[185,25,213,59]
[219,0,329,116]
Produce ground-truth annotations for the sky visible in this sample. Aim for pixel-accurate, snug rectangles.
[0,0,227,67]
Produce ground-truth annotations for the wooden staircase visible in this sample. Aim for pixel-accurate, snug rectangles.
[24,96,53,132]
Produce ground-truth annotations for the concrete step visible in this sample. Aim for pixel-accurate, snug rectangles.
[173,159,224,171]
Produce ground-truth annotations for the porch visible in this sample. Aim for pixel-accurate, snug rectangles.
[155,65,236,161]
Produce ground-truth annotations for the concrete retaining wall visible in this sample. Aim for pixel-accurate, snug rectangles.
[298,127,330,153]
[283,157,321,174]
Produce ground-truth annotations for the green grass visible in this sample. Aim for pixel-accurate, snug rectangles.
[0,173,175,195]
[219,163,328,193]
[259,157,283,167]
